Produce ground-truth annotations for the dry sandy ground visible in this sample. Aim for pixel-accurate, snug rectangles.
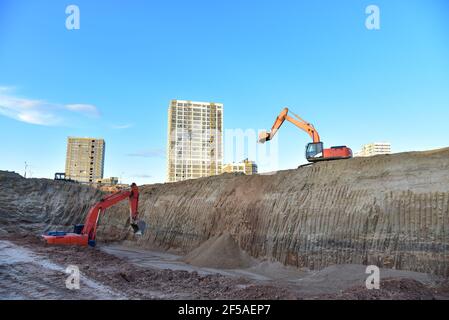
[1,234,449,300]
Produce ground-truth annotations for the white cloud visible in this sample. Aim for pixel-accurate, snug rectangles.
[16,110,62,126]
[111,123,134,129]
[65,104,100,117]
[0,86,13,94]
[0,87,100,126]
[0,93,62,125]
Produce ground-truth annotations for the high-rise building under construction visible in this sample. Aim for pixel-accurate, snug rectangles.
[167,99,223,182]
[65,137,105,183]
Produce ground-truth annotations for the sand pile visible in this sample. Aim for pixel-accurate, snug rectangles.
[183,232,255,269]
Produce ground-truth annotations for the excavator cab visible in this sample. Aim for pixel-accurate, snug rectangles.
[305,142,324,161]
[306,142,352,162]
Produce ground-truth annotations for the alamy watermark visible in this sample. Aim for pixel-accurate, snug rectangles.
[224,128,279,173]
[365,265,380,290]
[63,5,381,32]
[65,265,80,290]
[66,5,80,30]
[167,128,280,175]
[365,5,380,30]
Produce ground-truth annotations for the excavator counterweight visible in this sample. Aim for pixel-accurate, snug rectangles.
[259,108,352,162]
[42,183,145,247]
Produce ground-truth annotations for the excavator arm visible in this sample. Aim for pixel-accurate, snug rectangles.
[259,107,352,162]
[258,108,320,143]
[82,183,140,243]
[42,183,145,247]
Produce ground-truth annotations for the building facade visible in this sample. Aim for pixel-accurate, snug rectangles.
[167,99,223,182]
[222,159,258,175]
[96,177,118,185]
[355,142,391,157]
[65,137,105,183]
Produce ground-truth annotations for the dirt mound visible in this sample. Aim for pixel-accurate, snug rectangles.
[314,278,436,300]
[0,170,22,179]
[292,264,438,296]
[183,233,255,269]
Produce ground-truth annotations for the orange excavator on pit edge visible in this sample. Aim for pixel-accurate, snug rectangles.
[42,183,146,247]
[259,108,353,162]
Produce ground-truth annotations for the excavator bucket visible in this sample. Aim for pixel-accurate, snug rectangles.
[131,220,146,236]
[258,131,270,143]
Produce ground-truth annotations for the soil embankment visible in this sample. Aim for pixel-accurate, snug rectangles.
[1,147,449,278]
[102,148,449,276]
[0,174,102,236]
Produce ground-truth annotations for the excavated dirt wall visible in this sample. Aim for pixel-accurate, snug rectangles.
[98,148,449,276]
[1,148,449,276]
[0,176,102,235]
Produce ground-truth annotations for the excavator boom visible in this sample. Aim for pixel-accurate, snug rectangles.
[259,108,320,143]
[259,108,352,162]
[42,183,145,247]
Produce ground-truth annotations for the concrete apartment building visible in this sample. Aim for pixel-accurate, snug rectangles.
[65,137,105,183]
[167,99,223,182]
[355,142,391,157]
[222,159,258,175]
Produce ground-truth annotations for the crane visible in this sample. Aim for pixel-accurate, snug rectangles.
[42,183,145,247]
[259,108,353,162]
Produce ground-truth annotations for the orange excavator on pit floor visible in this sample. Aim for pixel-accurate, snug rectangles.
[42,183,146,247]
[259,108,353,162]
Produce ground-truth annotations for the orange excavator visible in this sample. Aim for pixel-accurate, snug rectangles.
[259,108,352,162]
[42,183,145,247]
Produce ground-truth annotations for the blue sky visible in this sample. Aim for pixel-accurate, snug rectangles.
[1,0,448,184]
